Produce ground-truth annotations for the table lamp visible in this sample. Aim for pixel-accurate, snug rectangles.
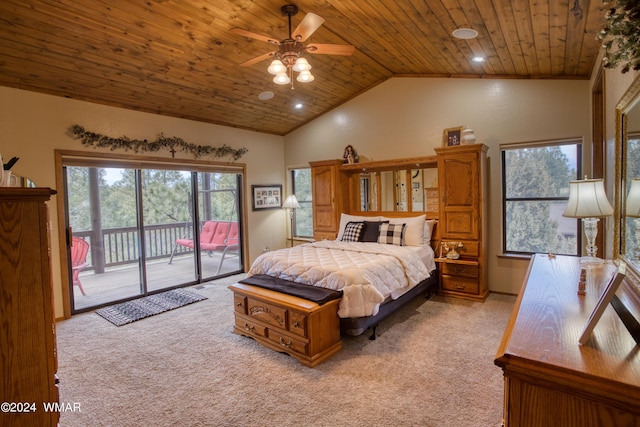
[563,177,613,265]
[626,178,640,259]
[282,194,300,247]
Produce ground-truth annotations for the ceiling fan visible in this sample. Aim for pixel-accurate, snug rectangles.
[231,4,355,86]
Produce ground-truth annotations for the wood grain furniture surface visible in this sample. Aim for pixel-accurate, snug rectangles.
[0,188,59,427]
[310,159,348,241]
[434,144,488,301]
[330,145,488,301]
[229,283,342,367]
[495,253,640,427]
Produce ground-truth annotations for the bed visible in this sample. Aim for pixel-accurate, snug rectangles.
[244,213,438,339]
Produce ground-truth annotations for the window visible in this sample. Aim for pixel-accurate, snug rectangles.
[291,168,313,238]
[502,141,582,256]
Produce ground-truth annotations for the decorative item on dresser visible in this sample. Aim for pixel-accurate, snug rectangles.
[0,188,59,427]
[495,254,640,427]
[562,177,614,265]
[434,144,489,301]
[442,126,465,147]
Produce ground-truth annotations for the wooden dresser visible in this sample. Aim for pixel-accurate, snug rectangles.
[434,144,488,301]
[0,188,59,427]
[229,283,342,367]
[495,254,640,427]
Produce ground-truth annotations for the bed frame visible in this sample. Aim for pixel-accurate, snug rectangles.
[238,268,439,341]
[340,272,438,339]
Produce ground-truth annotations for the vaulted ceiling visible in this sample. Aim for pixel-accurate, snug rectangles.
[0,0,607,135]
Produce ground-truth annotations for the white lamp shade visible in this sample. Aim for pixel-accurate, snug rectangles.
[563,178,613,218]
[282,195,300,209]
[273,72,291,85]
[267,59,285,75]
[292,57,311,72]
[296,70,314,82]
[626,178,640,217]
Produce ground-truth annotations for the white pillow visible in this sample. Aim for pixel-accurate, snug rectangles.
[337,214,381,240]
[381,214,426,247]
[424,219,436,246]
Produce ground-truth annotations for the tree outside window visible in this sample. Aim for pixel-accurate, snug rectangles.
[291,168,313,238]
[502,142,582,255]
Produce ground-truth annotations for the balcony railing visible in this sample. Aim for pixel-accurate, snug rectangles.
[74,222,194,271]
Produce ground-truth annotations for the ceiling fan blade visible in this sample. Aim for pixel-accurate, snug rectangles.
[306,43,355,56]
[239,52,275,67]
[292,12,324,42]
[230,28,278,44]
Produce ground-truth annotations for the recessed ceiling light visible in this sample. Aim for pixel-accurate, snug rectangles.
[294,103,303,110]
[473,56,486,63]
[452,28,478,39]
[258,91,274,101]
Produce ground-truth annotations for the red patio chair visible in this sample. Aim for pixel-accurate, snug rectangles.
[214,222,239,275]
[168,221,219,264]
[71,237,90,296]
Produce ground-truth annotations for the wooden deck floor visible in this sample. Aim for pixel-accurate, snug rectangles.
[72,252,243,312]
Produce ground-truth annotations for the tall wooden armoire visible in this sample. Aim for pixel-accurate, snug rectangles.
[0,188,59,426]
[309,159,348,241]
[434,144,489,301]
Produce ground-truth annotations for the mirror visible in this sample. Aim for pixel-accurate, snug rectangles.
[359,168,438,213]
[359,172,378,211]
[615,74,640,272]
[395,170,408,211]
[379,171,395,211]
[350,157,438,213]
[411,169,424,211]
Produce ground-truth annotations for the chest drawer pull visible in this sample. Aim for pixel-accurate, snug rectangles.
[279,337,292,348]
[244,323,255,332]
[455,283,466,290]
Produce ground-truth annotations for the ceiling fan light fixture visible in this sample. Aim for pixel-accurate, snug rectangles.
[273,71,291,85]
[292,57,311,72]
[296,70,314,82]
[452,28,478,39]
[267,59,286,75]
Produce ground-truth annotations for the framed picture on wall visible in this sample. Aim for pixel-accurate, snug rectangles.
[251,184,282,211]
[442,126,465,147]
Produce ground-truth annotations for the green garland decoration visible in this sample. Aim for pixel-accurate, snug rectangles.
[69,125,248,160]
[599,0,640,73]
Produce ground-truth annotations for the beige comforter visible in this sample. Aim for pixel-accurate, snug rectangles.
[247,240,434,318]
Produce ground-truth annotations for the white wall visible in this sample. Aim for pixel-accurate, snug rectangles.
[0,86,286,318]
[284,77,592,295]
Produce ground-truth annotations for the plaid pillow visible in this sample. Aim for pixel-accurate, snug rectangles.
[377,222,406,246]
[361,220,389,242]
[341,221,365,242]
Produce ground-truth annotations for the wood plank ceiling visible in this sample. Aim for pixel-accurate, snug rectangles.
[0,0,607,136]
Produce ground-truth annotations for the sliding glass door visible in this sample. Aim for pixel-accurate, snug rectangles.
[64,162,243,313]
[196,173,243,279]
[141,168,199,292]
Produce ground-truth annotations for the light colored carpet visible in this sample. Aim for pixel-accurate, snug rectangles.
[56,274,515,427]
